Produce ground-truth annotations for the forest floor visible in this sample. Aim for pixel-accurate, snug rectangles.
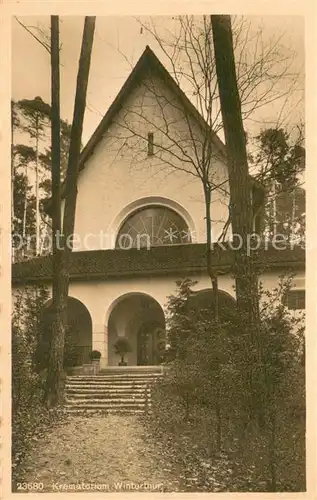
[14,413,184,493]
[13,412,252,493]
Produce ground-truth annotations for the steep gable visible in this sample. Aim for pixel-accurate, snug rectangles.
[44,45,263,251]
[46,45,229,216]
[68,67,230,248]
[79,45,227,170]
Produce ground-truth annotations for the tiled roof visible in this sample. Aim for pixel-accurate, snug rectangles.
[12,243,305,284]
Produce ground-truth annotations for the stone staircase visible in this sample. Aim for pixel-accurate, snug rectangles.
[64,366,164,414]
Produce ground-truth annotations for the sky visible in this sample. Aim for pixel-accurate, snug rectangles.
[12,15,305,147]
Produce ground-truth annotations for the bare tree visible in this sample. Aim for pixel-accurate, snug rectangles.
[211,17,306,490]
[100,16,302,449]
[14,16,51,54]
[138,16,301,134]
[106,16,299,311]
[106,16,301,292]
[211,15,260,325]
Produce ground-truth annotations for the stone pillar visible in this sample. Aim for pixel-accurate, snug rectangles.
[103,325,108,368]
[92,323,107,370]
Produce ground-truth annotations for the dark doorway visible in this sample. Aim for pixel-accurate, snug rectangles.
[107,292,165,366]
[137,321,166,365]
[38,297,93,370]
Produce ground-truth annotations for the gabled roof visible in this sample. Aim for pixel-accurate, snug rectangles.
[12,243,305,285]
[79,45,227,168]
[45,45,229,215]
[45,45,264,215]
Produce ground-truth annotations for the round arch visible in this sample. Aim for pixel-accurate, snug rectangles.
[39,296,93,368]
[108,196,197,249]
[104,291,165,327]
[106,292,166,366]
[188,288,236,320]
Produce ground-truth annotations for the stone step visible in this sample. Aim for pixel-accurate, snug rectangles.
[65,383,153,390]
[66,394,151,401]
[66,377,157,382]
[66,375,162,384]
[65,379,159,385]
[64,370,160,415]
[65,400,151,410]
[65,393,151,400]
[66,397,150,404]
[65,408,150,415]
[66,380,160,386]
[99,365,163,373]
[65,382,160,391]
[67,373,163,380]
[66,387,151,394]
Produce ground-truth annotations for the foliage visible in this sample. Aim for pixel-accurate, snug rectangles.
[254,127,305,189]
[12,171,36,250]
[251,126,305,242]
[147,277,305,492]
[17,96,52,129]
[11,98,72,260]
[164,278,198,359]
[12,285,68,485]
[113,337,132,355]
[39,119,72,186]
[113,337,132,365]
[90,349,102,360]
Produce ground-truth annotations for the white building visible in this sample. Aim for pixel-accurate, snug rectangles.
[12,46,305,370]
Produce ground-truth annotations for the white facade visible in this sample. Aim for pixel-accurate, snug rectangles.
[69,272,304,368]
[13,47,305,370]
[13,269,304,369]
[70,72,230,251]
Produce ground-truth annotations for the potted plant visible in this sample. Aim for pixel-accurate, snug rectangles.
[90,350,101,374]
[114,337,132,366]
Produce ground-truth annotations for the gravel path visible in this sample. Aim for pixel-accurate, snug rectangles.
[18,414,181,493]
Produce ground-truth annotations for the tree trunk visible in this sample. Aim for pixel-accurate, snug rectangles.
[211,15,260,332]
[272,180,277,236]
[35,116,40,255]
[267,410,277,491]
[11,104,15,262]
[211,16,266,427]
[45,16,65,408]
[215,377,222,452]
[63,17,96,241]
[45,16,96,408]
[291,188,296,239]
[22,163,28,258]
[204,187,223,449]
[204,186,219,320]
[39,222,48,254]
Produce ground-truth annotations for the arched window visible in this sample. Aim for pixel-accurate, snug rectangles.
[116,205,192,248]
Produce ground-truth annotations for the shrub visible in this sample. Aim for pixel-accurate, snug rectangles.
[114,337,132,354]
[147,276,305,492]
[11,285,67,487]
[90,349,102,360]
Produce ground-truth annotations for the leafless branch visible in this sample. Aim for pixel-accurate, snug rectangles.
[15,17,51,54]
